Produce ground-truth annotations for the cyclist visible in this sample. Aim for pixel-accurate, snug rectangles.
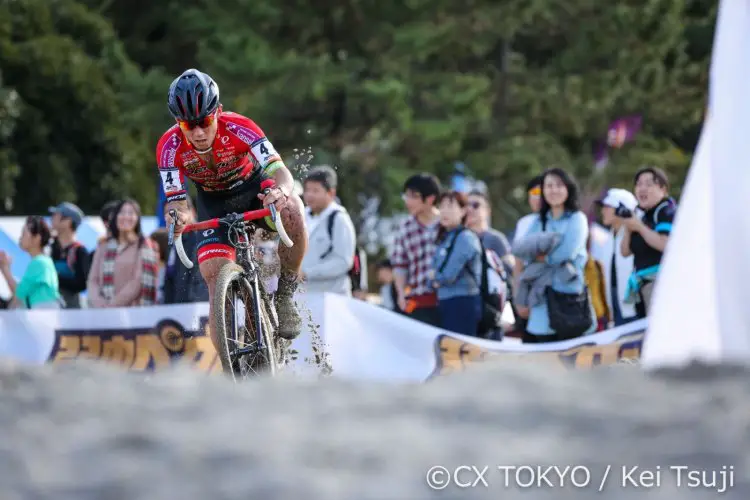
[157,69,308,348]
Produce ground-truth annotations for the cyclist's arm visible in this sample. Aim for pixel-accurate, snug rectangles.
[266,161,295,197]
[240,118,294,197]
[156,132,190,227]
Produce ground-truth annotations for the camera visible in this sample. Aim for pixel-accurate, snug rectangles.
[614,205,633,218]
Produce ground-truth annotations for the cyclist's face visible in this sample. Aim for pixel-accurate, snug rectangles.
[303,181,333,214]
[181,112,219,151]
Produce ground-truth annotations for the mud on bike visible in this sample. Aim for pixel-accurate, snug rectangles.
[167,179,294,381]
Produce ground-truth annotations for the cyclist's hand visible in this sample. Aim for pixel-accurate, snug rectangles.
[258,187,288,210]
[166,208,188,235]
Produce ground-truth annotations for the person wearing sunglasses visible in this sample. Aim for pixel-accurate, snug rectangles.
[156,69,308,344]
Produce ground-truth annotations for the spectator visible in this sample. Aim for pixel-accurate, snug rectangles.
[584,234,610,332]
[595,188,638,326]
[87,198,159,308]
[431,191,483,336]
[149,228,169,303]
[163,196,209,304]
[48,202,90,308]
[376,259,402,313]
[100,200,120,239]
[0,216,61,309]
[466,190,513,272]
[90,200,120,266]
[513,168,593,343]
[621,166,677,318]
[391,173,442,327]
[300,165,357,296]
[510,175,543,336]
[512,175,543,245]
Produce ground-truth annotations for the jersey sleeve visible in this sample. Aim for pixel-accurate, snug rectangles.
[155,131,188,203]
[224,114,284,175]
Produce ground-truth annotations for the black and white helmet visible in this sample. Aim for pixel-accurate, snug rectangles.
[167,69,220,122]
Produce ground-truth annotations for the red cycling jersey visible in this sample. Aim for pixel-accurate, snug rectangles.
[155,111,283,203]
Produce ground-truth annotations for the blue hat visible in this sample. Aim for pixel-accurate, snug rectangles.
[48,202,84,226]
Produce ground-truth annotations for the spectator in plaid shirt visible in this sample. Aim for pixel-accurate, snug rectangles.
[391,173,442,327]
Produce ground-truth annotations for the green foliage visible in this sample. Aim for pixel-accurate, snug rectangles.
[0,0,167,214]
[1,0,715,231]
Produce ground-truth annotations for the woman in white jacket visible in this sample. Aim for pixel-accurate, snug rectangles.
[595,189,639,326]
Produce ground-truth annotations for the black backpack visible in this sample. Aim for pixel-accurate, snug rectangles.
[439,229,505,338]
[320,210,366,293]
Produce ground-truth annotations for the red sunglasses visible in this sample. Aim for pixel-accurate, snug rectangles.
[177,112,217,132]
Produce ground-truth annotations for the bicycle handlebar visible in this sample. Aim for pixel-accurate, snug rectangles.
[168,180,294,270]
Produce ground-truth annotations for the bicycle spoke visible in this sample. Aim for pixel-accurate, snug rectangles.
[224,279,275,379]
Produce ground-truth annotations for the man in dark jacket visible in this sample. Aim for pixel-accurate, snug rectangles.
[49,202,90,308]
[163,196,209,303]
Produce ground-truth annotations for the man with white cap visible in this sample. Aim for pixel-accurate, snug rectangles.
[49,202,90,308]
[596,188,639,326]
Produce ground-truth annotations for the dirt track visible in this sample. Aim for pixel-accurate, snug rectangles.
[0,359,747,499]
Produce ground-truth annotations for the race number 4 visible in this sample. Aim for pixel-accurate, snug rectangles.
[250,138,279,168]
[160,168,183,194]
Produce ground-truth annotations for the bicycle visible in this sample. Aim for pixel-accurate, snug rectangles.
[167,179,294,381]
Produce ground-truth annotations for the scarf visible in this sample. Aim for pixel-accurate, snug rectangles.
[100,237,159,306]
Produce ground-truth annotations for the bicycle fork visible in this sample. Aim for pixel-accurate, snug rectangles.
[232,274,268,358]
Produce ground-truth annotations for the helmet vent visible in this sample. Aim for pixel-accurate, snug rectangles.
[185,90,195,117]
[176,96,187,118]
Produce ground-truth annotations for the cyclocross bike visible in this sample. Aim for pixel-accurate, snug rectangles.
[167,179,294,381]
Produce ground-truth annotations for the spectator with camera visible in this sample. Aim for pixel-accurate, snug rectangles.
[620,167,677,318]
[595,189,639,326]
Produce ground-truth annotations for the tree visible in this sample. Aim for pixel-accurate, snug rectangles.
[0,0,167,215]
[2,0,714,234]
[170,0,711,229]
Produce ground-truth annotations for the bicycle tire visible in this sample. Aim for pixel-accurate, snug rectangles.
[213,263,278,380]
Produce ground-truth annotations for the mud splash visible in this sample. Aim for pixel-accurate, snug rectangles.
[286,287,333,377]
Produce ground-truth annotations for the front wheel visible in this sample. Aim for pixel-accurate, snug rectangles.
[213,263,277,381]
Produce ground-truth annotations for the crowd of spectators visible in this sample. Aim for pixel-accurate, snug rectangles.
[385,166,677,342]
[0,164,678,346]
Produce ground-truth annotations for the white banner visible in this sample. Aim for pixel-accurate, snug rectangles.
[0,293,647,381]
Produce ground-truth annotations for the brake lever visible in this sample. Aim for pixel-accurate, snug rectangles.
[167,209,177,246]
[262,185,279,223]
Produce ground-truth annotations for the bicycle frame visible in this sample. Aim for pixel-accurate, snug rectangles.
[166,179,294,369]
